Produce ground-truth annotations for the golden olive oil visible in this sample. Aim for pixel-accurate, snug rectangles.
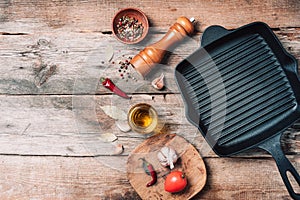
[128,103,158,134]
[132,109,152,127]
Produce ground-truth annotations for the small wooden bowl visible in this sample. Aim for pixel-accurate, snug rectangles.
[112,8,149,44]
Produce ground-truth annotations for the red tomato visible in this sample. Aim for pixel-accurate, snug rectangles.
[164,171,187,193]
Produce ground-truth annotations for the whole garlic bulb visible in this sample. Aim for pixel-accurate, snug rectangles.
[157,146,178,169]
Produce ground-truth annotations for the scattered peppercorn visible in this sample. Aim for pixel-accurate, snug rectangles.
[115,56,137,82]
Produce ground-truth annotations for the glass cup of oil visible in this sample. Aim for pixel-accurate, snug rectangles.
[127,103,159,135]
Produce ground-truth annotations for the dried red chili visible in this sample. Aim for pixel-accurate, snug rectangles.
[139,158,157,187]
[100,77,130,99]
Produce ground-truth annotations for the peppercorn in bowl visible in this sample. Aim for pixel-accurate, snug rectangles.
[112,8,149,44]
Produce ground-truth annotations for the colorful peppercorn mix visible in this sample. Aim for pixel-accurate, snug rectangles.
[116,15,144,42]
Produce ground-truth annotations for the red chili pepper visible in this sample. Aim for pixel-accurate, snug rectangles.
[139,158,157,187]
[100,77,130,99]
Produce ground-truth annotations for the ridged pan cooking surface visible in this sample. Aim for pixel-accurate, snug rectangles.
[175,22,300,155]
[175,22,300,199]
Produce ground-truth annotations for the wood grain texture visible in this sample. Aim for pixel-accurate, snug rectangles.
[0,0,299,33]
[0,155,298,199]
[0,29,299,95]
[0,94,299,158]
[1,0,300,199]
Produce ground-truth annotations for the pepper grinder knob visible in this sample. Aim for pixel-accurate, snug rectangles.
[130,16,195,77]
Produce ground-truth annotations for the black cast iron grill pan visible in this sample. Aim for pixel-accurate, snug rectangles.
[175,22,300,199]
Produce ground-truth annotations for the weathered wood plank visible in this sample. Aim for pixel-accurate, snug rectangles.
[0,31,198,94]
[0,94,299,157]
[0,29,299,95]
[0,155,298,199]
[0,0,299,33]
[0,1,299,199]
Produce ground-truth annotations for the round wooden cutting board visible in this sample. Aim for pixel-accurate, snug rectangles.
[127,134,207,200]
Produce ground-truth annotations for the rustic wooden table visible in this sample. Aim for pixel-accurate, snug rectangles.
[1,0,299,199]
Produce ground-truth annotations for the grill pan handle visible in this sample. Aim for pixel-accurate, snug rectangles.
[259,134,300,200]
[201,25,232,47]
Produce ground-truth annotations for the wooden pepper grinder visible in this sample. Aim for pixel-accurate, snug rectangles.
[130,16,195,77]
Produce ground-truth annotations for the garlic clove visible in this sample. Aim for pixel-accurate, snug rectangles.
[151,73,165,90]
[168,148,175,169]
[157,146,178,169]
[111,143,124,155]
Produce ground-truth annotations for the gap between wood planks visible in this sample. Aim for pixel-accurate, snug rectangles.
[0,32,29,35]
